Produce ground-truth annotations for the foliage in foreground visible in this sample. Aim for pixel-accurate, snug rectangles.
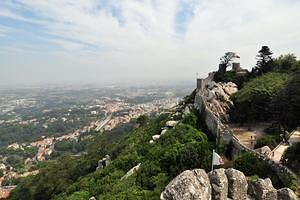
[233,152,283,188]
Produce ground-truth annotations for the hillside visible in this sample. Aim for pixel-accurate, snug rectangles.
[8,100,215,200]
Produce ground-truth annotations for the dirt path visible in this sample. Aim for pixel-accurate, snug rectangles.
[271,130,300,163]
[228,123,271,149]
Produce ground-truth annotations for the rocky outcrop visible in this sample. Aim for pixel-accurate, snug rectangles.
[208,168,228,200]
[161,168,298,200]
[121,163,141,180]
[149,121,179,144]
[248,178,277,200]
[195,77,299,189]
[160,169,211,200]
[202,81,238,121]
[277,188,298,200]
[225,168,248,200]
[166,121,179,128]
[96,155,111,170]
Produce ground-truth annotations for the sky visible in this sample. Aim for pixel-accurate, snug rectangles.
[0,0,300,86]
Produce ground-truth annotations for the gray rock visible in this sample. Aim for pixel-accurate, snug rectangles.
[152,134,161,140]
[225,168,248,200]
[160,169,211,200]
[105,154,111,166]
[248,178,277,200]
[277,188,298,200]
[207,81,217,90]
[96,154,111,170]
[208,168,228,200]
[184,106,191,115]
[121,163,141,180]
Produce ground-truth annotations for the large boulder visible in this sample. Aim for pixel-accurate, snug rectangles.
[225,168,248,200]
[208,168,228,200]
[277,188,298,200]
[160,169,211,200]
[248,178,277,200]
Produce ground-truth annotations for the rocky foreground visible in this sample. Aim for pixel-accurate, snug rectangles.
[161,168,298,200]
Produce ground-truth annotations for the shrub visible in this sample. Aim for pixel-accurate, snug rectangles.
[230,72,290,122]
[282,142,300,176]
[234,152,283,188]
[254,135,278,149]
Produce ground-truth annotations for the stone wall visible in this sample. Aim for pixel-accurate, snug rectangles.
[194,77,299,191]
[194,86,232,144]
[161,168,298,200]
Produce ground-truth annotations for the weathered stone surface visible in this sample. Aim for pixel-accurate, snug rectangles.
[161,129,168,135]
[223,83,238,96]
[160,169,211,200]
[255,146,272,156]
[166,121,178,128]
[248,178,277,200]
[208,168,228,200]
[277,188,298,200]
[201,81,238,119]
[225,168,248,200]
[96,155,111,170]
[152,134,161,140]
[121,163,141,180]
[184,106,191,115]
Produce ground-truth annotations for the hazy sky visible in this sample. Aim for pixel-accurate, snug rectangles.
[1,0,300,86]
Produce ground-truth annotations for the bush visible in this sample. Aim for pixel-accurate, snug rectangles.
[214,71,249,88]
[282,142,300,176]
[254,135,278,149]
[234,152,283,188]
[182,110,198,128]
[273,54,298,72]
[230,72,290,122]
[274,73,300,129]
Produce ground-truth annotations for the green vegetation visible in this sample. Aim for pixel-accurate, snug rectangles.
[273,54,300,73]
[275,72,300,129]
[252,46,274,75]
[9,113,212,200]
[283,142,300,176]
[230,72,290,122]
[54,140,84,154]
[214,71,249,88]
[254,135,278,149]
[228,48,300,131]
[233,152,283,188]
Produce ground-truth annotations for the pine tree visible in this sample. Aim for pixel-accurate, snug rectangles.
[254,46,274,74]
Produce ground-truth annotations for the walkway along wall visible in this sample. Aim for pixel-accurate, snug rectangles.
[194,77,299,190]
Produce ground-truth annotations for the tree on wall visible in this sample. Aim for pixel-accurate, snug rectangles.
[220,52,240,69]
[253,46,274,74]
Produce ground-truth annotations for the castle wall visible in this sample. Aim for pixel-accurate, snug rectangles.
[194,78,298,189]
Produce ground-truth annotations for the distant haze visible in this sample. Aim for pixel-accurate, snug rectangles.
[1,0,300,86]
